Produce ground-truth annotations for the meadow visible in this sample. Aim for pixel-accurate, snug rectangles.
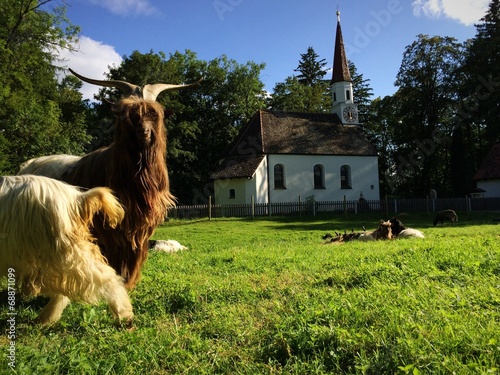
[1,212,499,374]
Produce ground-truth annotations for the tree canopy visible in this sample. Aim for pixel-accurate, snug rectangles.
[368,1,499,197]
[391,34,464,196]
[0,0,89,174]
[294,47,328,85]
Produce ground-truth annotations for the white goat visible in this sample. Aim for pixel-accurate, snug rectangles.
[0,175,133,325]
[397,228,425,239]
[149,239,187,253]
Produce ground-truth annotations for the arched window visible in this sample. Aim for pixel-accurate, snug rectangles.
[274,164,286,189]
[333,92,337,102]
[313,164,325,189]
[340,165,352,189]
[346,90,351,101]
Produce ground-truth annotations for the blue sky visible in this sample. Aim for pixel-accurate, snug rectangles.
[54,0,490,100]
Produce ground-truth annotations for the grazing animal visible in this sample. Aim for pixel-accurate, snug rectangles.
[433,209,458,226]
[19,69,201,289]
[0,175,132,325]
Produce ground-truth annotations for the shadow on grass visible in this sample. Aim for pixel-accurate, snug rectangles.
[0,289,48,311]
[255,211,498,232]
[0,289,49,331]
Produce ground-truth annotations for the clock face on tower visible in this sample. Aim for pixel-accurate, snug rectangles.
[343,106,358,123]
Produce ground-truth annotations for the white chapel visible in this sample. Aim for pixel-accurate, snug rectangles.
[211,12,380,204]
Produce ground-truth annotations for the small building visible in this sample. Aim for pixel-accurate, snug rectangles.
[211,11,380,205]
[473,142,500,198]
[211,110,379,204]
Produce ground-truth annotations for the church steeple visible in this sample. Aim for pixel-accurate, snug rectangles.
[331,11,352,84]
[330,10,359,124]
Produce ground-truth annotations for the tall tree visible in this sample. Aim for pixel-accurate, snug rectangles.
[350,61,373,123]
[454,0,500,194]
[392,34,464,196]
[271,47,330,112]
[294,47,328,85]
[364,95,400,196]
[464,0,500,141]
[270,76,330,112]
[0,0,87,174]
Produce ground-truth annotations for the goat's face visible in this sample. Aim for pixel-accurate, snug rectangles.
[389,218,406,236]
[377,220,393,239]
[114,98,166,151]
[128,108,158,148]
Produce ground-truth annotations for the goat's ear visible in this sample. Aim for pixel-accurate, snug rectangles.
[164,109,174,119]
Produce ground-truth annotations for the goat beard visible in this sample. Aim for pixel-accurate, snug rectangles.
[97,146,172,288]
[117,148,171,224]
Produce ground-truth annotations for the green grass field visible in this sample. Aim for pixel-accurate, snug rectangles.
[1,212,499,374]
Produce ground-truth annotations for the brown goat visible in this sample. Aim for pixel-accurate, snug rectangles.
[433,209,458,226]
[370,220,393,240]
[18,70,201,289]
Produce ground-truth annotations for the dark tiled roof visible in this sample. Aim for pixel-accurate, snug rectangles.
[474,142,500,180]
[212,110,377,179]
[211,155,265,180]
[225,110,377,156]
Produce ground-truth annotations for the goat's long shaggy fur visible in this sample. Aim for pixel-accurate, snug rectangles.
[19,97,175,289]
[0,175,133,325]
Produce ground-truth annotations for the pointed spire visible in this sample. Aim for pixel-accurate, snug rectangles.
[331,11,352,84]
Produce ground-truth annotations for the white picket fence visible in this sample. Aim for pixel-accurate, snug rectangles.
[168,196,500,220]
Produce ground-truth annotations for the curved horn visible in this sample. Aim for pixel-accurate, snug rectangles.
[142,77,204,101]
[69,68,141,97]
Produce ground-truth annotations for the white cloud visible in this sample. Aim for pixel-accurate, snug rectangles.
[89,0,158,16]
[55,36,122,100]
[412,0,489,26]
